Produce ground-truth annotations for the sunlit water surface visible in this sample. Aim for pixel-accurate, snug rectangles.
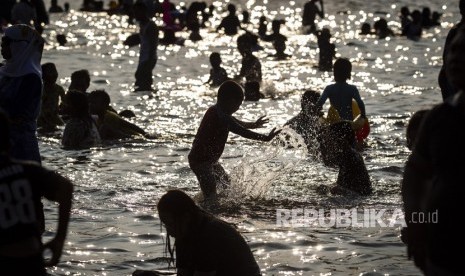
[37,0,453,275]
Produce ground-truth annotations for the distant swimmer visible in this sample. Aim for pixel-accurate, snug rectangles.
[88,90,154,140]
[188,80,280,200]
[216,3,241,36]
[37,63,65,132]
[61,91,101,149]
[302,0,324,34]
[124,2,159,92]
[236,35,262,83]
[205,52,229,87]
[314,28,335,71]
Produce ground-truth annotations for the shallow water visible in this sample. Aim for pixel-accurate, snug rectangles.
[36,0,454,275]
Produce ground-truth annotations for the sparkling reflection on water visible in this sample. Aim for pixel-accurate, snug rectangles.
[38,0,451,275]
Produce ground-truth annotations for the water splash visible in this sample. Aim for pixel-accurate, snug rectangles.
[223,127,308,203]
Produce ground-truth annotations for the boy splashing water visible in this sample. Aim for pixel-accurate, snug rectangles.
[188,80,281,200]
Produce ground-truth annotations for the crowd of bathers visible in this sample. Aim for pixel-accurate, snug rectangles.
[1,0,465,275]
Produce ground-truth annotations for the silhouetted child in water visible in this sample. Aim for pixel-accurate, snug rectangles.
[323,121,372,195]
[261,19,290,60]
[88,90,151,140]
[244,81,264,101]
[262,19,286,43]
[302,0,324,34]
[37,62,65,132]
[60,69,92,118]
[359,22,373,35]
[188,80,281,200]
[314,28,335,71]
[406,10,423,41]
[374,18,394,39]
[258,16,268,38]
[236,35,262,83]
[61,91,101,149]
[285,90,325,154]
[68,69,91,94]
[399,6,411,36]
[205,52,229,87]
[216,3,241,36]
[272,35,292,60]
[316,58,367,122]
[189,21,202,41]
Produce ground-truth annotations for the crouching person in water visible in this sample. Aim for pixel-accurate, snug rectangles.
[159,190,262,276]
[0,109,73,275]
[320,121,372,195]
[188,80,281,201]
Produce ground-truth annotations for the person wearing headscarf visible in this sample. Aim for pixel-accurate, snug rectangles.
[0,24,44,163]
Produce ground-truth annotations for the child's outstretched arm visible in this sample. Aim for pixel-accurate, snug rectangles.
[233,115,269,129]
[229,117,281,141]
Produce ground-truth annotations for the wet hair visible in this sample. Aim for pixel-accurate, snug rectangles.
[217,80,244,106]
[411,10,422,22]
[71,69,90,82]
[41,62,58,81]
[406,109,429,150]
[227,3,236,14]
[333,58,352,82]
[89,90,111,107]
[374,18,388,32]
[432,11,442,21]
[301,90,320,110]
[400,6,410,16]
[157,189,202,268]
[360,23,371,34]
[422,7,431,16]
[0,109,10,152]
[70,69,90,88]
[56,34,67,46]
[157,190,200,217]
[209,52,221,67]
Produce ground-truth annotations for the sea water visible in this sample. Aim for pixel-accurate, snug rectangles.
[36,0,452,275]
